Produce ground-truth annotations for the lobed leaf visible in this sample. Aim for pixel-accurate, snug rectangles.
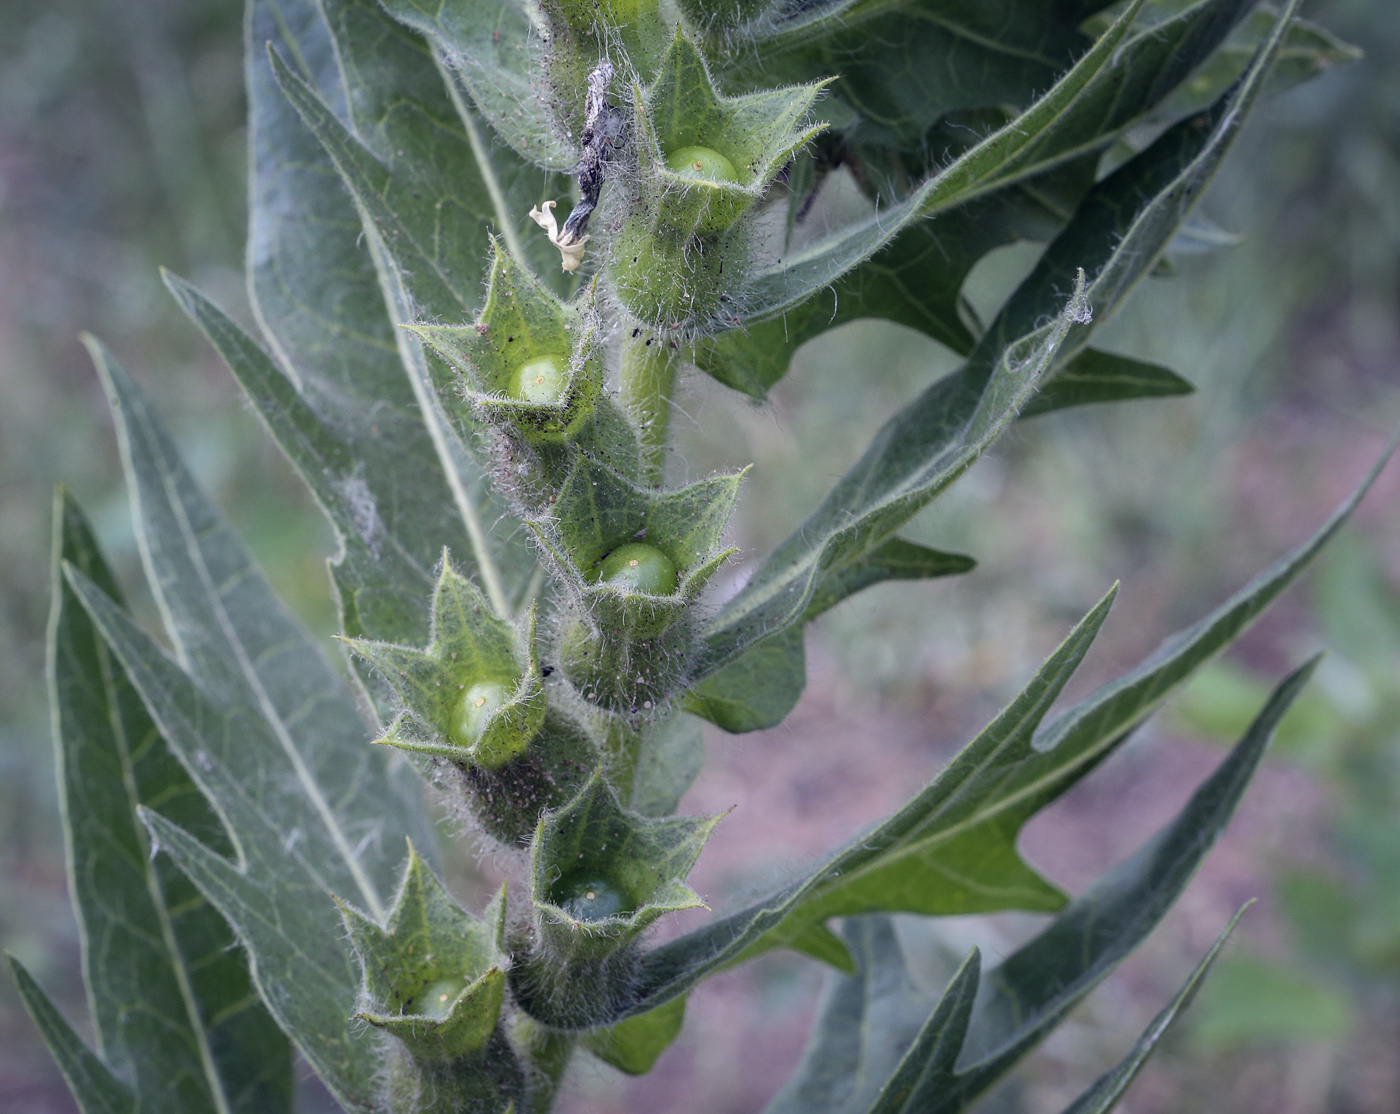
[65,570,380,1109]
[698,267,1089,678]
[943,666,1315,1107]
[613,429,1393,1017]
[245,0,481,652]
[691,171,1094,400]
[267,36,540,618]
[88,341,416,916]
[693,5,1300,724]
[47,491,290,1113]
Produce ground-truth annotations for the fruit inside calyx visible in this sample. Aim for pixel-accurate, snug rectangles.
[450,680,512,747]
[412,975,469,1020]
[508,354,568,404]
[592,542,679,595]
[664,144,739,183]
[553,871,633,920]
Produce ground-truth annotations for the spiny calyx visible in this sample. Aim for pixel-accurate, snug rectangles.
[510,774,721,1026]
[610,31,827,333]
[340,843,509,1061]
[411,243,602,443]
[344,552,545,767]
[531,456,743,710]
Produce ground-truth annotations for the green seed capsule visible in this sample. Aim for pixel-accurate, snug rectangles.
[554,872,632,920]
[508,355,568,404]
[450,680,511,748]
[664,145,739,184]
[413,976,468,1020]
[593,543,679,595]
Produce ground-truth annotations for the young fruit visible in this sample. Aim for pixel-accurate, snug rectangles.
[592,542,679,595]
[414,976,469,1020]
[451,680,512,748]
[508,355,568,404]
[664,144,739,183]
[553,872,633,920]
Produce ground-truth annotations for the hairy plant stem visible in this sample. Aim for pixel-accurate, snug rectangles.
[512,1017,574,1113]
[619,331,678,486]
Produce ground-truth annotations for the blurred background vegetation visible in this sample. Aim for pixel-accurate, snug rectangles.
[1,1,1396,1110]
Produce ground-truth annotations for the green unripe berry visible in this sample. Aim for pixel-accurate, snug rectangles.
[665,145,739,184]
[413,976,468,1020]
[553,872,633,920]
[508,355,568,404]
[593,543,678,595]
[450,680,511,748]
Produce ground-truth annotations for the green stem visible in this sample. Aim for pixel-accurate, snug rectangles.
[620,332,678,486]
[512,1016,575,1113]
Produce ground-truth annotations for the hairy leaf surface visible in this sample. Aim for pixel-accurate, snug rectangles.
[247,0,477,650]
[66,573,380,1112]
[8,959,136,1114]
[89,343,415,914]
[48,492,290,1113]
[380,0,575,169]
[694,6,1298,721]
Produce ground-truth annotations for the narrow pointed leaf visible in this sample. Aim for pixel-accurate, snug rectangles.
[268,8,562,318]
[245,0,482,649]
[865,950,980,1114]
[698,270,1090,675]
[1021,349,1193,420]
[941,664,1318,1109]
[89,342,414,917]
[8,958,136,1114]
[691,181,1080,399]
[612,430,1389,1020]
[804,539,975,621]
[65,567,386,931]
[1029,429,1397,784]
[48,492,290,1113]
[163,273,441,650]
[138,797,377,1113]
[1054,907,1248,1114]
[1147,8,1362,121]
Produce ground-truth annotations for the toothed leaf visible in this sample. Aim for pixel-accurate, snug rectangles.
[47,492,290,1113]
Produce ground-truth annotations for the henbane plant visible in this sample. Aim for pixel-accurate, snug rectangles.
[8,1,1388,1112]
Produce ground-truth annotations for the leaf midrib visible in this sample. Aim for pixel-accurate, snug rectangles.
[108,661,233,1114]
[129,398,388,922]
